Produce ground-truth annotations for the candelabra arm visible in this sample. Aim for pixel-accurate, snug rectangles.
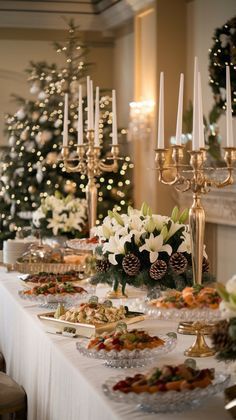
[98,145,119,173]
[189,194,205,285]
[61,146,84,173]
[155,147,183,185]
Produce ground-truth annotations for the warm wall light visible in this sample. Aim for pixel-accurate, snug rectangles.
[128,100,155,141]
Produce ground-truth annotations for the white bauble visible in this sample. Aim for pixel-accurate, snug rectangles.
[54,119,62,128]
[9,136,16,147]
[39,115,48,124]
[38,91,47,100]
[30,83,40,95]
[36,168,43,183]
[15,108,26,120]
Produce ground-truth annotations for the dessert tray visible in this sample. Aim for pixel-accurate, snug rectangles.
[102,363,230,412]
[76,330,177,368]
[38,300,145,338]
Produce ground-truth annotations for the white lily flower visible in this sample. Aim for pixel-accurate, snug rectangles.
[102,234,132,265]
[225,275,236,295]
[178,230,208,258]
[139,233,172,263]
[152,214,169,231]
[219,299,236,319]
[165,221,184,241]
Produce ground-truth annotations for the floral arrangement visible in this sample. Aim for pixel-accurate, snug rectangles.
[91,203,211,294]
[32,193,87,237]
[211,276,236,361]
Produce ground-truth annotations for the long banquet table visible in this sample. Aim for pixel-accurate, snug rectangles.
[0,268,231,420]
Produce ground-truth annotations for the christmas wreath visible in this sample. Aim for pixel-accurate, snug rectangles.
[209,16,236,115]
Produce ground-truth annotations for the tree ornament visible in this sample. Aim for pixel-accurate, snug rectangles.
[28,185,36,194]
[122,253,141,276]
[211,320,232,352]
[64,180,76,194]
[15,108,26,120]
[96,258,110,273]
[20,129,29,141]
[30,83,40,95]
[9,136,16,147]
[38,91,47,101]
[169,252,188,274]
[149,259,167,280]
[202,257,210,273]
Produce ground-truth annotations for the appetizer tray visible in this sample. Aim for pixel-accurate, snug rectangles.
[38,311,145,338]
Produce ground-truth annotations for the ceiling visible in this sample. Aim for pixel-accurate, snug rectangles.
[0,0,154,31]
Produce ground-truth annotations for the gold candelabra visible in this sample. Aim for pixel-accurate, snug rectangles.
[155,145,236,357]
[61,130,120,233]
[155,145,236,286]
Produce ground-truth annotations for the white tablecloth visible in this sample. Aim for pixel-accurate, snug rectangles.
[0,268,231,420]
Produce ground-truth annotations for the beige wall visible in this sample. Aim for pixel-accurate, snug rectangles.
[0,29,114,145]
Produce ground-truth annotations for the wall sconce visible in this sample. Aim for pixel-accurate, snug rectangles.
[128,100,155,141]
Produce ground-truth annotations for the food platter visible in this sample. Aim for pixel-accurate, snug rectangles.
[38,310,145,338]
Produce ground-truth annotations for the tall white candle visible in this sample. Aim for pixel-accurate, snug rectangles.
[87,76,91,130]
[192,57,199,151]
[198,72,205,148]
[94,86,100,147]
[90,80,94,131]
[63,93,68,147]
[157,72,164,148]
[226,65,234,147]
[77,85,83,145]
[112,89,118,145]
[175,73,184,146]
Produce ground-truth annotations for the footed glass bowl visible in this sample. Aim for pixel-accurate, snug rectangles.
[102,371,230,412]
[76,333,177,368]
[18,287,95,309]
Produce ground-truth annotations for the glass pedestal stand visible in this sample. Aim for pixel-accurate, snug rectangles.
[184,322,215,357]
[178,321,215,335]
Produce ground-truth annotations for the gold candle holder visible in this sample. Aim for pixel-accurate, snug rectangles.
[155,145,236,285]
[62,130,120,233]
[155,144,236,356]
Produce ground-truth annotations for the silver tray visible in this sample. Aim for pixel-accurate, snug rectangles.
[14,262,85,275]
[38,311,146,338]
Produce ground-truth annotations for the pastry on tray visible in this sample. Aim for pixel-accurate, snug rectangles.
[87,329,165,352]
[149,285,221,310]
[22,271,83,284]
[22,281,87,297]
[58,301,127,325]
[113,363,215,394]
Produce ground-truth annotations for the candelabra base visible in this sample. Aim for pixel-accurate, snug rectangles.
[105,287,128,299]
[183,323,215,357]
[177,321,215,335]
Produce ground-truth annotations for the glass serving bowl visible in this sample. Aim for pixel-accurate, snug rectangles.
[102,371,230,412]
[18,286,95,309]
[76,333,177,368]
[66,238,98,253]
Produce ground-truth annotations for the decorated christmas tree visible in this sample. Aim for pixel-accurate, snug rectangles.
[0,21,133,246]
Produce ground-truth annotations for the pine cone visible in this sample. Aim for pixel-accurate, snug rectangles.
[96,259,110,273]
[202,257,210,273]
[122,253,141,276]
[169,252,188,274]
[149,260,167,280]
[211,320,233,352]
